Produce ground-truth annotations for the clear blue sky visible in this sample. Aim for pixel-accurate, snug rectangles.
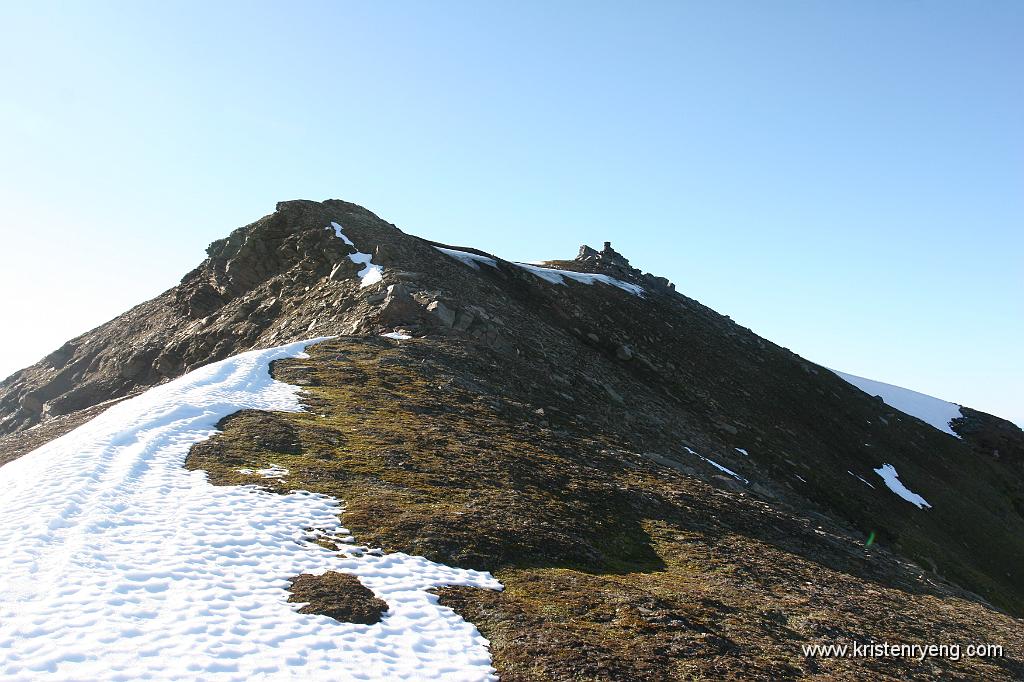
[1,1,1021,425]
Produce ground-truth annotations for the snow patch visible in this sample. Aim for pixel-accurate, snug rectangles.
[847,470,876,489]
[832,370,962,438]
[434,246,498,270]
[332,223,354,246]
[329,222,384,288]
[432,244,644,296]
[734,448,749,457]
[380,332,412,340]
[873,463,932,509]
[683,446,749,484]
[513,262,644,297]
[0,338,501,681]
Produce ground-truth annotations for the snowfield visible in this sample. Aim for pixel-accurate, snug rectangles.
[832,370,963,437]
[0,339,501,681]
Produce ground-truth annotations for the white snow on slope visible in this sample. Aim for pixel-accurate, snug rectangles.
[832,370,962,437]
[513,262,644,296]
[0,339,501,681]
[434,246,498,270]
[847,470,876,490]
[874,463,932,509]
[683,446,749,484]
[433,244,644,296]
[331,222,383,288]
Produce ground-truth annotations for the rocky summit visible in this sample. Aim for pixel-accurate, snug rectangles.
[2,199,1023,680]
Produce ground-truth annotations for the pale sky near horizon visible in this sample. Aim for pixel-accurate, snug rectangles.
[0,1,1021,425]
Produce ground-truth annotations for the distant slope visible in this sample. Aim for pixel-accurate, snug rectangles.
[832,370,963,437]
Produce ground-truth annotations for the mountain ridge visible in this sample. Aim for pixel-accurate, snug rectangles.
[2,198,1023,679]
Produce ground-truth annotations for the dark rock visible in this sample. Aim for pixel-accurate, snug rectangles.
[19,392,43,413]
[154,351,183,377]
[716,422,739,436]
[118,346,160,380]
[453,310,476,332]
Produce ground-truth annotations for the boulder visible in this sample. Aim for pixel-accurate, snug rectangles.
[378,284,422,326]
[427,301,456,328]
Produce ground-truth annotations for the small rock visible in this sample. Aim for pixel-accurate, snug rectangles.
[586,333,600,344]
[615,344,634,361]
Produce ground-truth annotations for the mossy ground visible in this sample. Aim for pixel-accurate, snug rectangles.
[185,336,1024,680]
[288,572,388,625]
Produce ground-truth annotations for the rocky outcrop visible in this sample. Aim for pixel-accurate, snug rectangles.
[953,406,1024,467]
[574,240,676,293]
[0,200,413,434]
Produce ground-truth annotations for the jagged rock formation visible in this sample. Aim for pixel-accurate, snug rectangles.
[574,240,677,293]
[2,199,1023,679]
